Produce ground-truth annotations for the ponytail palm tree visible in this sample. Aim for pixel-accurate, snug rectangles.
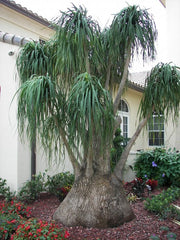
[15,4,180,228]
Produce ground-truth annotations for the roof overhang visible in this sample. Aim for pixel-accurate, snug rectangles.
[1,0,52,28]
[159,0,166,8]
[128,81,144,93]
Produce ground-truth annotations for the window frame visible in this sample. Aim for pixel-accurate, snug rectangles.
[148,114,165,146]
[117,100,129,139]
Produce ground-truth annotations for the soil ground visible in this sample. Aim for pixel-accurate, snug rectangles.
[28,187,180,240]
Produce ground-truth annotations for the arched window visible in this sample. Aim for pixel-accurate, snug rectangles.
[117,100,129,139]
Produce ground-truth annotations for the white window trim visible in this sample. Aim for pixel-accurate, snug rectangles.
[117,99,129,139]
[148,114,165,146]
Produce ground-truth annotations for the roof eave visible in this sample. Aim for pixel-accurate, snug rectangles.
[128,81,144,93]
[1,0,53,28]
[159,0,166,8]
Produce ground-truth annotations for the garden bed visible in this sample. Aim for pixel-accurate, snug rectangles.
[27,189,180,240]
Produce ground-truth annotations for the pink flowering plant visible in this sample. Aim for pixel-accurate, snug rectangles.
[0,213,22,240]
[11,218,70,240]
[0,199,31,218]
[0,199,70,239]
[0,199,32,239]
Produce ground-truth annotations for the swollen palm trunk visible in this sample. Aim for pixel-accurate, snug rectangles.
[53,174,135,228]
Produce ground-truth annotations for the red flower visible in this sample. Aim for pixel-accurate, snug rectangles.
[12,219,16,223]
[25,225,30,231]
[64,230,70,238]
[17,206,21,211]
[146,179,158,190]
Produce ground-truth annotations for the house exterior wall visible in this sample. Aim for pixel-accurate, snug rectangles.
[0,42,19,191]
[121,87,180,182]
[166,0,180,67]
[0,4,52,41]
[122,88,146,151]
[166,0,180,151]
[0,3,56,192]
[36,142,74,178]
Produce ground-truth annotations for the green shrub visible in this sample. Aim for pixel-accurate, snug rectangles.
[17,172,46,202]
[0,178,15,201]
[46,172,74,201]
[144,186,180,219]
[11,218,70,240]
[166,232,177,240]
[111,128,128,171]
[150,235,160,240]
[134,148,180,187]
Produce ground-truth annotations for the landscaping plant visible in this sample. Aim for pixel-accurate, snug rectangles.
[0,199,31,218]
[46,172,74,201]
[110,128,128,171]
[0,197,70,239]
[144,186,180,219]
[131,178,147,197]
[17,172,46,202]
[0,213,22,240]
[166,232,177,240]
[11,218,70,240]
[134,148,180,187]
[0,178,15,201]
[0,199,32,239]
[125,177,158,198]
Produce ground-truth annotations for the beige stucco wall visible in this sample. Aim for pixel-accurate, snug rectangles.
[0,42,19,191]
[121,86,180,182]
[166,0,180,151]
[0,3,75,192]
[166,0,180,67]
[36,142,73,177]
[0,4,53,41]
[121,88,146,151]
[0,4,58,192]
[0,39,72,192]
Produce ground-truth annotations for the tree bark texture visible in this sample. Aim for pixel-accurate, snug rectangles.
[53,174,135,228]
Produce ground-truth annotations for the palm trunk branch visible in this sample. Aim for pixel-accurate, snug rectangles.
[48,105,81,178]
[113,116,149,181]
[105,63,111,90]
[113,44,131,114]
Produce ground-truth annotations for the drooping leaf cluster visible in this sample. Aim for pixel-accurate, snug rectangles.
[54,4,101,84]
[109,5,157,82]
[140,62,180,120]
[16,75,67,158]
[67,72,114,153]
[16,41,57,84]
[15,4,159,167]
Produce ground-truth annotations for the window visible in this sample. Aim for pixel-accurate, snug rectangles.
[117,100,129,139]
[149,114,164,146]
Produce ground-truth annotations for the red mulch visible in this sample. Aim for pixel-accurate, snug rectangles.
[27,188,180,240]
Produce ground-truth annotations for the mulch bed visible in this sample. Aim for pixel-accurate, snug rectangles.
[27,188,180,240]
